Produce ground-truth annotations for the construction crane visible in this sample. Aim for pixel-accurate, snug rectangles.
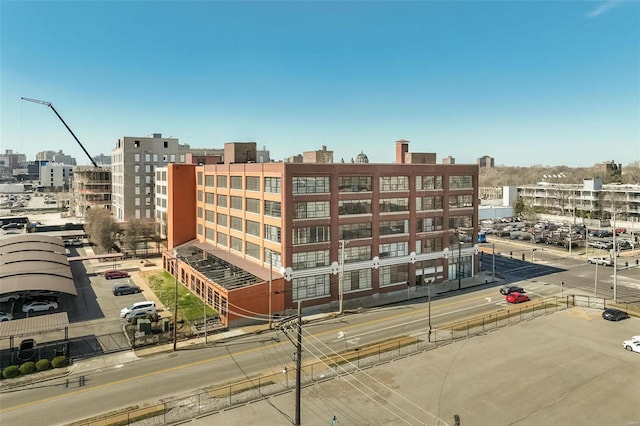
[21,97,99,168]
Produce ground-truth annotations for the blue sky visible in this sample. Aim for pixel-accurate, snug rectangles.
[1,1,639,167]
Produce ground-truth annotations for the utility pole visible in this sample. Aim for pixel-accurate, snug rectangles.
[268,253,273,329]
[613,209,618,303]
[338,240,346,315]
[295,301,302,426]
[173,256,179,351]
[427,278,432,343]
[492,242,496,282]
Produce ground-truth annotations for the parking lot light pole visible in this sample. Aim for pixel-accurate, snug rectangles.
[458,241,463,290]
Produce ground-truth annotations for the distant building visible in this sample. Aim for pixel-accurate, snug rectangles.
[477,155,494,169]
[594,160,622,181]
[442,156,455,165]
[92,154,112,167]
[303,145,334,164]
[0,150,27,181]
[354,151,369,164]
[38,162,74,191]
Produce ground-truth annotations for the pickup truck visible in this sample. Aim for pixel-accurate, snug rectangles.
[587,257,613,266]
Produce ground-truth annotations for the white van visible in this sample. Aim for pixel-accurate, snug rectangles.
[120,301,156,318]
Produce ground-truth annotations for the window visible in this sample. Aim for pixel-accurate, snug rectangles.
[379,241,409,258]
[264,224,281,243]
[264,177,281,193]
[338,199,372,215]
[379,176,409,191]
[145,154,151,162]
[338,176,372,192]
[449,175,473,189]
[292,176,330,194]
[342,245,372,263]
[135,165,140,173]
[231,216,243,231]
[231,236,242,252]
[293,226,330,244]
[246,220,260,237]
[205,192,215,205]
[416,238,443,253]
[197,172,203,185]
[197,207,203,218]
[246,176,260,191]
[339,223,372,240]
[416,176,443,190]
[197,223,203,235]
[417,196,443,210]
[264,200,282,217]
[379,198,409,213]
[449,194,474,208]
[230,196,243,210]
[153,154,158,162]
[205,175,214,187]
[246,241,260,259]
[134,153,140,161]
[217,175,227,188]
[292,275,330,300]
[217,194,227,208]
[205,227,215,241]
[344,269,372,292]
[292,250,330,269]
[134,141,140,148]
[197,190,203,202]
[418,217,443,232]
[449,215,473,229]
[230,176,243,190]
[164,141,168,148]
[246,198,260,214]
[217,233,228,247]
[380,220,408,235]
[217,213,228,227]
[264,249,282,268]
[294,201,330,219]
[205,210,215,223]
[379,264,408,287]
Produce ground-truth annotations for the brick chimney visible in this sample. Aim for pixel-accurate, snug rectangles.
[395,139,409,164]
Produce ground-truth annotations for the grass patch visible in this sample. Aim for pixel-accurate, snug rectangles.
[146,271,217,323]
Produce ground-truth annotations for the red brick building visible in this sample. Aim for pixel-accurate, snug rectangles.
[163,140,479,327]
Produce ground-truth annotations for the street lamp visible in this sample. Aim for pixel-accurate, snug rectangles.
[427,278,432,342]
[457,240,463,290]
[338,240,346,315]
[268,252,273,329]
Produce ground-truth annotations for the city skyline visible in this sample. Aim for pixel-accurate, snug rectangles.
[1,1,639,167]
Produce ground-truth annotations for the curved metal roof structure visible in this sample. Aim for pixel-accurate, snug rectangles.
[0,234,77,296]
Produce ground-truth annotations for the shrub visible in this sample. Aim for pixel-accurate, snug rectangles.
[2,365,20,379]
[51,356,67,368]
[35,359,51,372]
[19,362,36,375]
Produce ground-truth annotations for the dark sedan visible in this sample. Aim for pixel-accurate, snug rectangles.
[602,308,630,322]
[500,285,525,295]
[112,284,142,296]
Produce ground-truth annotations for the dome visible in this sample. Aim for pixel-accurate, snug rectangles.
[355,151,369,164]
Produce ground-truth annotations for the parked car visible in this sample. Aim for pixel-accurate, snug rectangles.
[499,285,525,295]
[0,293,20,303]
[623,336,640,353]
[104,270,130,280]
[22,300,58,314]
[587,257,613,266]
[0,311,13,321]
[120,301,156,318]
[602,308,629,321]
[126,311,154,323]
[17,339,36,361]
[506,293,530,304]
[1,222,22,230]
[112,283,142,296]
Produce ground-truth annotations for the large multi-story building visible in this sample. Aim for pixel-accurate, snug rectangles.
[163,140,480,328]
[73,166,112,218]
[510,178,640,223]
[111,133,189,222]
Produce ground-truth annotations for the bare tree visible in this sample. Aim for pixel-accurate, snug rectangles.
[85,208,119,254]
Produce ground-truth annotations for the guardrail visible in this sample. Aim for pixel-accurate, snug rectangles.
[74,296,629,426]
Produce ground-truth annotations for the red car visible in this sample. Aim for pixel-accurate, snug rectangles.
[506,292,530,304]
